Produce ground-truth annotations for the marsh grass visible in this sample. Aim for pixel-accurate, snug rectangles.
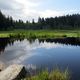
[49,68,70,80]
[22,68,70,80]
[0,30,80,38]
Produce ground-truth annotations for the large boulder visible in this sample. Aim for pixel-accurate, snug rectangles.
[0,61,5,71]
[0,64,27,80]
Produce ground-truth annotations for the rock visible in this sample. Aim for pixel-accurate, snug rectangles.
[0,61,5,71]
[0,64,27,80]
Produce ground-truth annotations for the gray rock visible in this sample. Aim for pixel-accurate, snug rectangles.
[0,61,5,71]
[0,64,27,80]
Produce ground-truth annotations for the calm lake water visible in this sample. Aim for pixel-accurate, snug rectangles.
[0,38,80,80]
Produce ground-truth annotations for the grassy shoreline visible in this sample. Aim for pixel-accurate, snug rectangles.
[23,68,70,80]
[0,30,80,39]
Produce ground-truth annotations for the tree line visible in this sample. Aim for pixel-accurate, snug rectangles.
[0,10,80,30]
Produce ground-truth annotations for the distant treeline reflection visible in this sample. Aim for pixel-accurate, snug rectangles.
[0,37,80,53]
[39,37,80,46]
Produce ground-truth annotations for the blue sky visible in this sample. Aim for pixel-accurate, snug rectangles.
[0,0,80,21]
[44,0,80,10]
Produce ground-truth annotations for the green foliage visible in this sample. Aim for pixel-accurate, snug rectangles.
[49,68,70,80]
[1,10,80,30]
[0,30,80,38]
[23,68,70,80]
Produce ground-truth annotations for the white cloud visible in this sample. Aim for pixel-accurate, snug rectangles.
[40,10,63,18]
[0,0,80,21]
[0,0,41,21]
[15,0,40,8]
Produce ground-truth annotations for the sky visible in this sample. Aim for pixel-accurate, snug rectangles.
[0,0,80,22]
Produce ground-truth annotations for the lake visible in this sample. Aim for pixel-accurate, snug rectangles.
[0,38,80,80]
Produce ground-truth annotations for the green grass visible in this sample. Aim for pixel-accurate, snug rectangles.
[22,68,70,80]
[0,29,80,39]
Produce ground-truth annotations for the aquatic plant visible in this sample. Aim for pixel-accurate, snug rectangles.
[22,68,70,80]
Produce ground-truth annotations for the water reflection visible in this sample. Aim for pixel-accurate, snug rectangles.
[0,38,80,80]
[0,39,63,65]
[39,37,80,46]
[0,38,12,53]
[0,37,80,53]
[0,38,24,53]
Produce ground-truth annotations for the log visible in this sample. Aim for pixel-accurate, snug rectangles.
[0,64,27,80]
